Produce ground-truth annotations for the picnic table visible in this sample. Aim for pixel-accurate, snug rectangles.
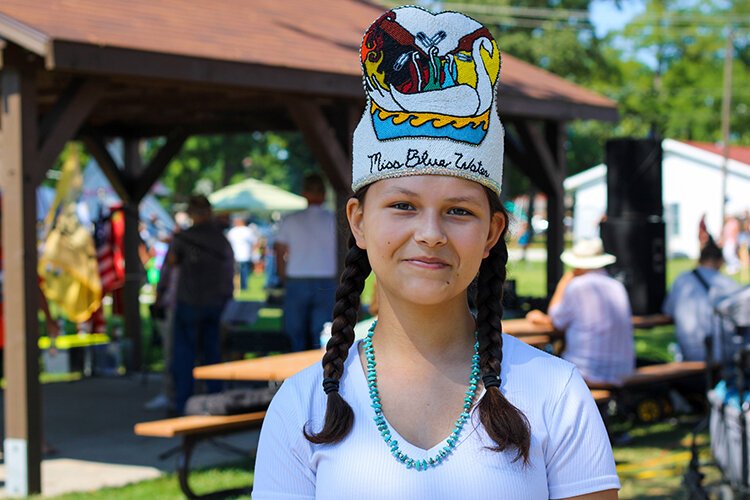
[194,329,556,382]
[502,318,562,337]
[631,313,673,329]
[194,314,673,383]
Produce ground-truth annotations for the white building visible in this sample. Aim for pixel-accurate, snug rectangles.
[564,139,750,259]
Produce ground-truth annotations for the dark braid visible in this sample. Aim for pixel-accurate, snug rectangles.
[305,205,372,444]
[475,192,531,463]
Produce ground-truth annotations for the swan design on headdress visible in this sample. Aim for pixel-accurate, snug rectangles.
[388,36,494,117]
[361,8,501,145]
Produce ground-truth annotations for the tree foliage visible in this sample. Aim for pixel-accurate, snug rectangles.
[152,0,750,200]
[157,131,321,202]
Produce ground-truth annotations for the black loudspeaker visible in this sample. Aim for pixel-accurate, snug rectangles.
[606,139,663,218]
[601,218,666,315]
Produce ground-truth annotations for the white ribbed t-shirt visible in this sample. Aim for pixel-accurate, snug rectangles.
[253,335,620,499]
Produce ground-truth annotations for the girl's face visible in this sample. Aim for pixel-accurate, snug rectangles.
[347,175,504,308]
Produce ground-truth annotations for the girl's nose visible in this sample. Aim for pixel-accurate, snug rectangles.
[414,211,447,247]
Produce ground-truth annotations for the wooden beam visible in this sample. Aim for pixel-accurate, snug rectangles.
[500,128,528,197]
[50,41,365,100]
[543,121,568,297]
[507,119,567,297]
[503,126,525,168]
[546,120,568,173]
[507,120,555,194]
[36,79,104,183]
[122,138,143,372]
[131,130,186,201]
[46,42,618,121]
[286,98,351,192]
[519,121,563,195]
[0,62,42,497]
[81,135,132,203]
[500,93,619,122]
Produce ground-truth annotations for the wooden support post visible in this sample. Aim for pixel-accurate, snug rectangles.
[506,121,554,194]
[131,130,187,201]
[543,121,567,297]
[334,103,360,275]
[286,98,351,192]
[83,133,184,371]
[81,135,132,201]
[288,99,354,276]
[122,139,143,371]
[511,120,566,297]
[36,78,104,184]
[1,63,42,497]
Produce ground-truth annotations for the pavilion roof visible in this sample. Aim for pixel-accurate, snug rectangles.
[0,0,617,122]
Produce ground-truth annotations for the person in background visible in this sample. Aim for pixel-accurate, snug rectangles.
[273,174,337,352]
[144,228,180,412]
[527,238,635,387]
[227,215,258,291]
[662,239,741,362]
[720,215,741,275]
[698,213,711,250]
[169,196,234,414]
[739,214,750,284]
[517,220,532,261]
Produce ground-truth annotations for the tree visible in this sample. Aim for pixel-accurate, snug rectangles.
[157,131,321,202]
[613,0,750,143]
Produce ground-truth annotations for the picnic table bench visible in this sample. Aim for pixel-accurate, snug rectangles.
[589,361,707,423]
[591,389,613,405]
[134,411,266,499]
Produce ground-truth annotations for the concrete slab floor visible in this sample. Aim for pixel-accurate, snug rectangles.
[0,374,260,497]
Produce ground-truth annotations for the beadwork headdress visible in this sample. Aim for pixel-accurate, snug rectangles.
[352,6,504,195]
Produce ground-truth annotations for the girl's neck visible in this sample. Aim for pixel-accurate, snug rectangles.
[370,293,476,365]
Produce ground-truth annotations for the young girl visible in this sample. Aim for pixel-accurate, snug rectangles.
[254,6,619,499]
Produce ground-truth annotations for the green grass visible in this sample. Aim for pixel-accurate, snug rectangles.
[507,258,549,297]
[613,416,721,499]
[508,257,695,298]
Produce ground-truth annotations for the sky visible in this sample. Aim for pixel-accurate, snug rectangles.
[589,0,658,68]
[589,0,646,38]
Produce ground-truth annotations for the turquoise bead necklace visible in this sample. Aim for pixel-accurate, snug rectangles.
[363,320,481,471]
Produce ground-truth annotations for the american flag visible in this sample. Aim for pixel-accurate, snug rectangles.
[94,213,125,293]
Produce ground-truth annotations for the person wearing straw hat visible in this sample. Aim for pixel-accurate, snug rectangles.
[254,6,618,499]
[527,238,635,387]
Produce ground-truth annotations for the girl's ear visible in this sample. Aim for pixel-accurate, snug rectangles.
[346,198,367,250]
[484,211,505,258]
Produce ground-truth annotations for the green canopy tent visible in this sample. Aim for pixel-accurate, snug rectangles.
[208,178,307,213]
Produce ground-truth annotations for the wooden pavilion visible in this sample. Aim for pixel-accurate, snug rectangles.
[0,0,616,494]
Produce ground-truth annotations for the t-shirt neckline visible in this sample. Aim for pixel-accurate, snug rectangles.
[350,339,482,457]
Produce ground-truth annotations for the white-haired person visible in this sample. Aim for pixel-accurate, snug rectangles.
[526,239,635,388]
[254,6,619,499]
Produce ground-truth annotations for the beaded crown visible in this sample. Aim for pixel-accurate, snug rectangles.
[352,6,504,196]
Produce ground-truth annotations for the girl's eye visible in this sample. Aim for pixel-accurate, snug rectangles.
[390,202,414,211]
[448,207,473,216]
